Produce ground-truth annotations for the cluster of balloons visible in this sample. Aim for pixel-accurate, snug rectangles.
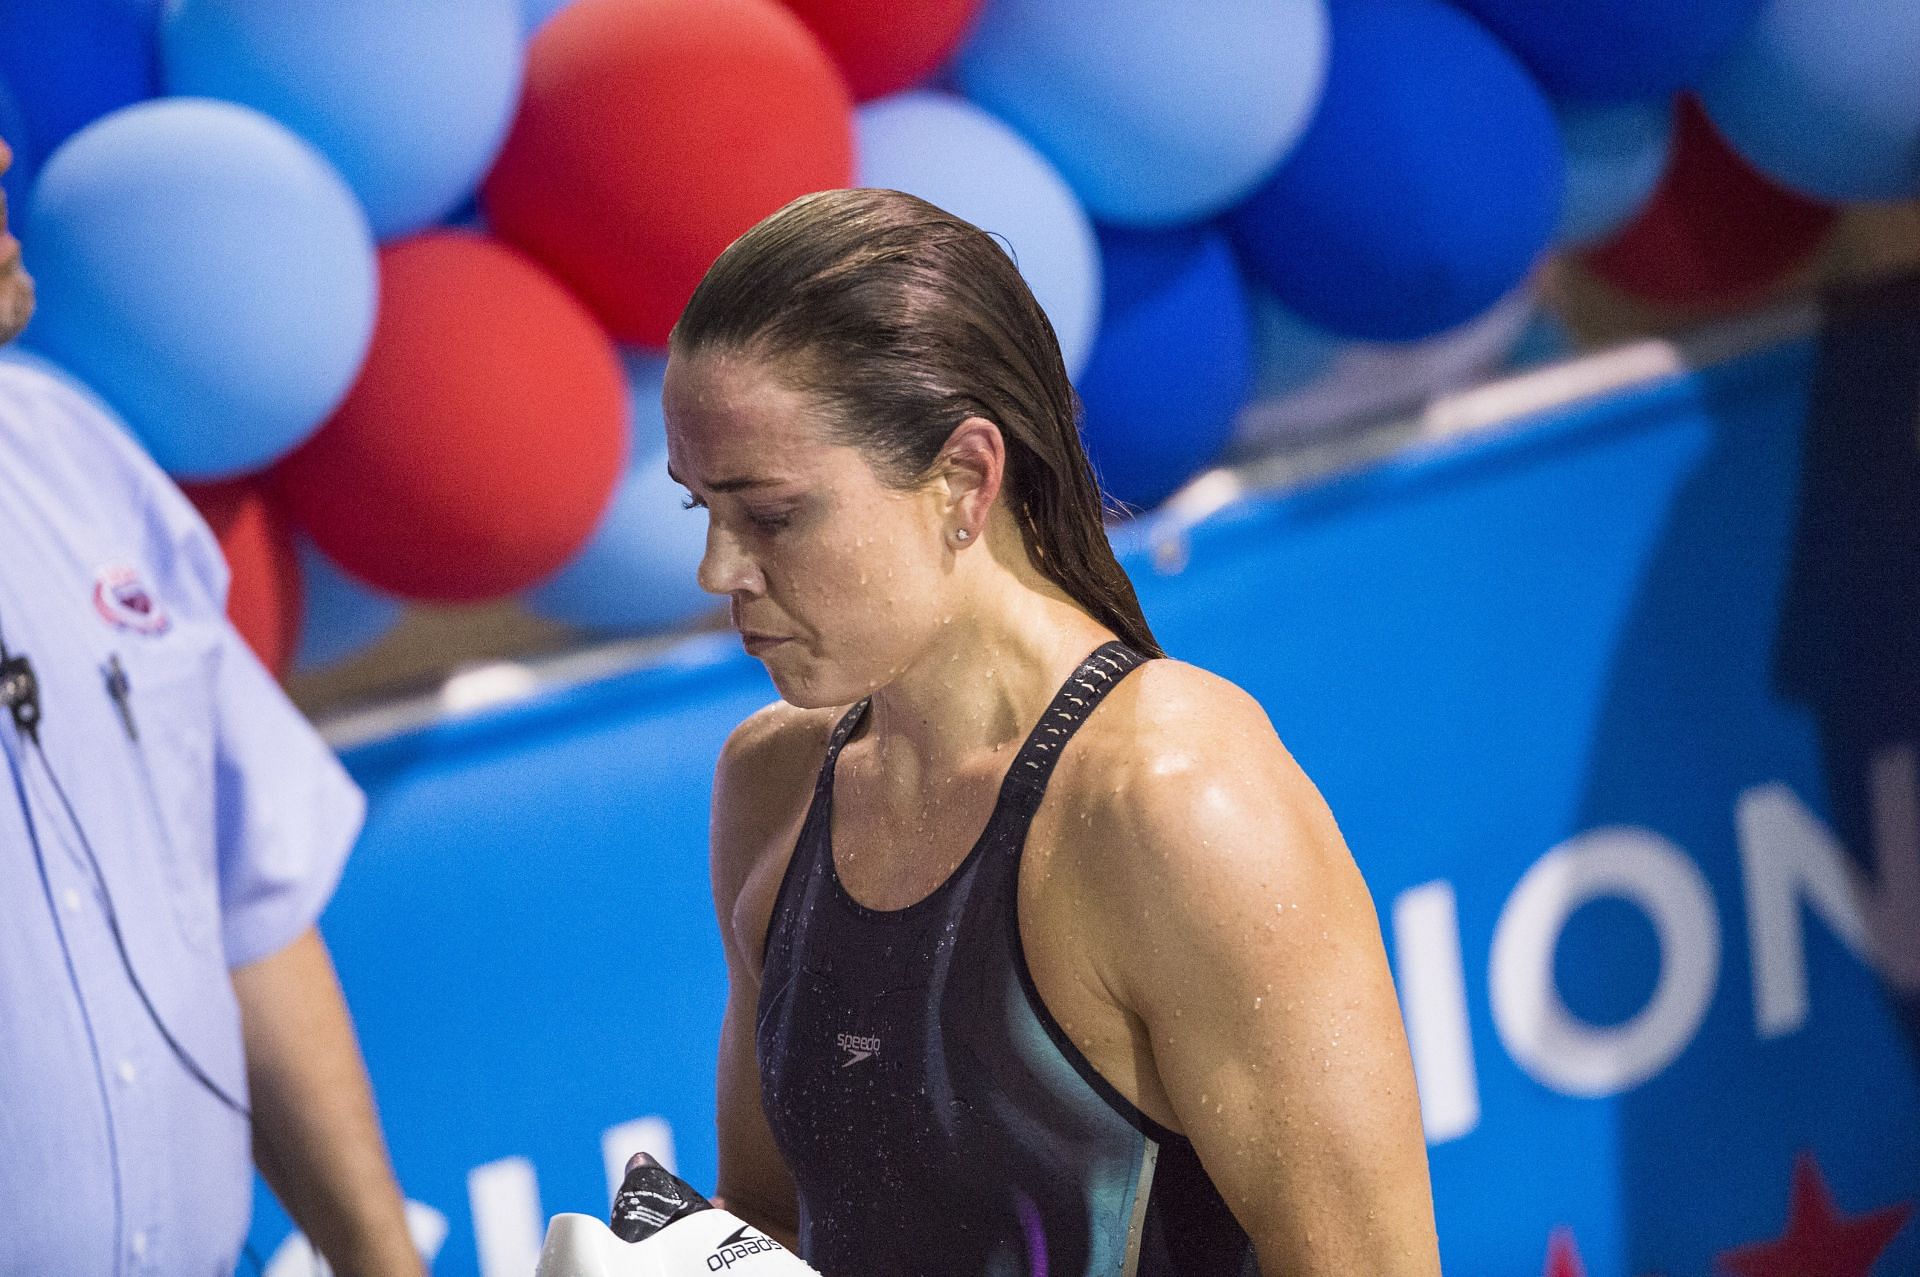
[2,0,1915,677]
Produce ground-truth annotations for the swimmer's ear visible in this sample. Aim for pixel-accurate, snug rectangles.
[933,415,1005,527]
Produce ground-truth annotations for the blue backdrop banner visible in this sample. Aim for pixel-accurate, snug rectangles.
[252,291,1920,1276]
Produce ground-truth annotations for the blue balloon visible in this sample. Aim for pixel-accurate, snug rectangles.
[1227,0,1562,342]
[1701,0,1920,202]
[1556,98,1676,247]
[0,73,38,222]
[22,99,377,479]
[163,0,522,239]
[294,537,403,672]
[527,353,716,633]
[0,0,160,200]
[1448,0,1767,102]
[1077,224,1251,512]
[856,91,1101,377]
[956,0,1328,227]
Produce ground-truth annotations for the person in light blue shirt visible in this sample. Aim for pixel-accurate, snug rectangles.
[0,134,421,1276]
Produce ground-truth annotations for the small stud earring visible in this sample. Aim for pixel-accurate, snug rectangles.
[953,528,971,543]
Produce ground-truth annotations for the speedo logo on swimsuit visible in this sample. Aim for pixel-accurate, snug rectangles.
[707,1223,788,1270]
[835,1031,880,1067]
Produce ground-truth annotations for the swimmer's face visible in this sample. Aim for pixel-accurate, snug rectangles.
[0,137,34,345]
[664,350,958,709]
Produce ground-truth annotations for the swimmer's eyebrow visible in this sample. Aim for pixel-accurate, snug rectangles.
[667,466,786,493]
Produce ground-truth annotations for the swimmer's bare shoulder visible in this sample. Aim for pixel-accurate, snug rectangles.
[706,698,846,1244]
[1053,660,1443,1275]
[710,698,846,980]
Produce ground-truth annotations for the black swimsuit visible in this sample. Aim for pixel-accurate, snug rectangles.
[757,641,1257,1276]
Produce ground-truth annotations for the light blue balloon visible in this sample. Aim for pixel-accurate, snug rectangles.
[163,0,522,239]
[956,0,1328,227]
[1556,98,1675,248]
[1701,0,1920,202]
[527,353,716,633]
[22,99,377,479]
[294,536,403,672]
[857,91,1101,377]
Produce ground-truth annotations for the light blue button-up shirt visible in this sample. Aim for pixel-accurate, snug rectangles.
[0,357,365,1276]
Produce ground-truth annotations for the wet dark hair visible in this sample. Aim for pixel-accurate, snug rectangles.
[670,187,1164,660]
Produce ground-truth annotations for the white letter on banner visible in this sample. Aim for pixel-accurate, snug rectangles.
[603,1116,678,1204]
[1391,881,1480,1143]
[470,1156,544,1277]
[1490,829,1720,1097]
[1738,742,1920,1038]
[264,1201,448,1276]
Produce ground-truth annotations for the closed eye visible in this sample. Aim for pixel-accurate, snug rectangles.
[678,488,793,534]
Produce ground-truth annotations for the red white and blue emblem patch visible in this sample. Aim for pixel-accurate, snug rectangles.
[93,564,170,635]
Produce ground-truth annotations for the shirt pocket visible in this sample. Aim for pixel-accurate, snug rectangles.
[123,634,224,955]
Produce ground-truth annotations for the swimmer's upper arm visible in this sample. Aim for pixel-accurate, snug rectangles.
[707,702,830,1246]
[1090,669,1441,1277]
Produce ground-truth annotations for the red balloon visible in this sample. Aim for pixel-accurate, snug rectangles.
[482,0,855,346]
[779,0,981,100]
[181,478,303,678]
[274,232,628,602]
[1579,96,1838,312]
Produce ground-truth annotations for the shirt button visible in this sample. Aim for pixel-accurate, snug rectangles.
[129,1230,148,1259]
[61,888,81,913]
[116,1059,137,1085]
